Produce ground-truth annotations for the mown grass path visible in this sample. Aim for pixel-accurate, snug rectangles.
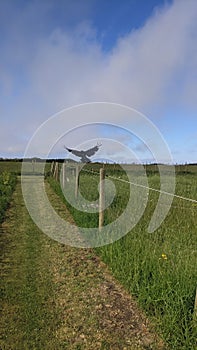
[0,178,163,349]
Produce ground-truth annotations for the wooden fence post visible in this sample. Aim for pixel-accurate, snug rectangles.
[53,162,56,178]
[99,168,105,231]
[62,163,66,188]
[75,165,79,198]
[50,161,54,175]
[32,159,37,174]
[54,162,59,181]
[53,162,55,178]
[194,287,197,318]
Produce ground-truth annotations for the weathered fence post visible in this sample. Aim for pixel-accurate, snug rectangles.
[99,167,105,231]
[62,163,66,188]
[32,159,35,174]
[53,162,55,178]
[53,162,56,178]
[75,165,79,198]
[50,161,54,175]
[54,162,59,181]
[194,287,197,318]
[53,162,56,177]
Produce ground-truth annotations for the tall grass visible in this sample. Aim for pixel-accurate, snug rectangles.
[48,165,197,349]
[0,172,17,223]
[0,161,21,174]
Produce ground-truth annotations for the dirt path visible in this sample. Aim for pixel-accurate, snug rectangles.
[0,178,163,349]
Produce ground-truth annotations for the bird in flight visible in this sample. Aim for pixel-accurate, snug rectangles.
[64,143,101,163]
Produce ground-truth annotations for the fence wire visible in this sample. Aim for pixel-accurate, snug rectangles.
[79,167,197,208]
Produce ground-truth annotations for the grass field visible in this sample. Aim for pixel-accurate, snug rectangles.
[47,162,197,349]
[0,160,197,349]
[0,169,162,349]
[0,171,17,223]
[0,161,22,174]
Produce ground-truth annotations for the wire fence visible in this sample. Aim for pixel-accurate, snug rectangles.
[51,161,197,210]
[80,167,197,205]
[50,161,197,315]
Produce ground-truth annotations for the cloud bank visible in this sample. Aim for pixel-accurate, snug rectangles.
[0,0,197,162]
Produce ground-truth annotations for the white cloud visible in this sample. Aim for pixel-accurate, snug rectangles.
[0,0,197,161]
[25,0,197,113]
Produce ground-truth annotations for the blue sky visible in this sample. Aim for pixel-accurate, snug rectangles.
[0,0,197,163]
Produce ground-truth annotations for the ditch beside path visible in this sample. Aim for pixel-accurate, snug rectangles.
[0,177,164,349]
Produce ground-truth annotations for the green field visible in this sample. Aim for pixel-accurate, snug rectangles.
[48,162,197,349]
[0,161,197,349]
[0,171,17,223]
[1,162,162,349]
[0,160,22,174]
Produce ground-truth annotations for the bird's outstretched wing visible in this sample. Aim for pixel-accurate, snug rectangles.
[85,144,101,156]
[64,146,83,157]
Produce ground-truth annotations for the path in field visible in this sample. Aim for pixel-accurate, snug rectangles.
[0,178,163,349]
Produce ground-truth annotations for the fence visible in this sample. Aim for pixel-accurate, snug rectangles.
[51,162,106,231]
[51,161,197,227]
[50,161,197,315]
